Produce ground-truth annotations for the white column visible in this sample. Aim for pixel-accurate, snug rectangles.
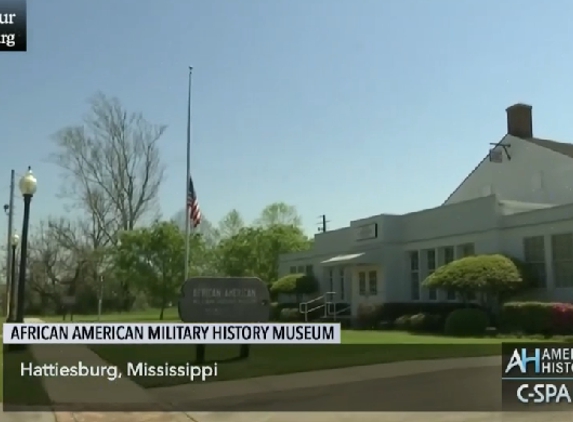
[419,249,427,300]
[544,234,554,290]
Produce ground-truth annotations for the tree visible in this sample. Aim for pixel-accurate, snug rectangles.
[113,221,184,319]
[50,93,166,242]
[423,254,525,308]
[216,224,311,283]
[172,210,220,247]
[255,202,302,228]
[50,93,167,306]
[218,209,245,239]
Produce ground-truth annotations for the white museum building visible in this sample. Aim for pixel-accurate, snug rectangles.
[278,104,573,316]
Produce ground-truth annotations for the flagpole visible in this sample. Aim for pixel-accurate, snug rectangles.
[184,66,193,281]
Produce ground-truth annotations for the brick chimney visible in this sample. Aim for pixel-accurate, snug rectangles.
[506,103,532,138]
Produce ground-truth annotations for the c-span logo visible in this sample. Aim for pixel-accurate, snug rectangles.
[504,346,573,376]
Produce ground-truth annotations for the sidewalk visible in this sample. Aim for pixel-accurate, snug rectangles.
[14,318,193,422]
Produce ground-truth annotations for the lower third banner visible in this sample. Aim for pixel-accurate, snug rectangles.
[3,343,558,412]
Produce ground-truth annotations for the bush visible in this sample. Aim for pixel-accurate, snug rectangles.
[269,302,281,321]
[394,315,412,330]
[271,273,320,297]
[551,303,573,335]
[279,308,301,322]
[377,302,481,322]
[408,313,442,333]
[444,308,489,337]
[500,302,573,336]
[424,254,524,300]
[356,303,383,329]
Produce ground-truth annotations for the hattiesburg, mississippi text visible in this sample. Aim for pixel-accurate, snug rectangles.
[20,361,218,382]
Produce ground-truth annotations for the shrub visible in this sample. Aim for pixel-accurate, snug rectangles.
[376,302,481,322]
[408,313,442,333]
[394,315,412,331]
[551,303,573,335]
[424,254,524,301]
[271,273,320,297]
[500,302,573,336]
[271,302,323,321]
[279,308,301,322]
[269,302,281,321]
[444,308,489,337]
[356,303,383,329]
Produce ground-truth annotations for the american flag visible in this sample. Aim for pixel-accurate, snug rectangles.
[187,175,201,228]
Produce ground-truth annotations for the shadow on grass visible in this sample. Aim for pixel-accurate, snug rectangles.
[3,345,52,410]
[90,343,504,389]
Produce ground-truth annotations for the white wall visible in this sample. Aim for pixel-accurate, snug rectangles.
[445,135,573,206]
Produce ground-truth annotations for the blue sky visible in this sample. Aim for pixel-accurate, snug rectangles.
[1,1,573,240]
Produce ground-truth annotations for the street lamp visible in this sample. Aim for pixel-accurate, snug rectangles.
[14,167,37,325]
[7,233,19,322]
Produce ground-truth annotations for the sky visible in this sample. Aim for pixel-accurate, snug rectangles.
[1,1,573,242]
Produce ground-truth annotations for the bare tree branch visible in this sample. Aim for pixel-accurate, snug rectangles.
[49,93,166,245]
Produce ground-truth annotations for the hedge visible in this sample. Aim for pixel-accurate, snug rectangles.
[500,302,573,335]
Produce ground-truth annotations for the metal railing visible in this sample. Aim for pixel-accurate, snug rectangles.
[298,292,351,322]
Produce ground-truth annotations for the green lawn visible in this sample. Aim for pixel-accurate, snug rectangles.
[39,307,180,323]
[90,329,548,389]
[37,308,560,390]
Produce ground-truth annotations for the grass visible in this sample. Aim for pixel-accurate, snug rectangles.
[39,307,180,323]
[1,317,52,408]
[80,309,548,389]
[37,308,563,390]
[90,338,542,389]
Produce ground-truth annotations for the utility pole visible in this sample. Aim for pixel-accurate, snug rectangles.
[317,214,329,233]
[4,170,15,317]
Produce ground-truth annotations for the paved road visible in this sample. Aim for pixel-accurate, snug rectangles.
[176,367,572,412]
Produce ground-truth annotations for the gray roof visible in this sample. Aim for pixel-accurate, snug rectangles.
[525,137,573,159]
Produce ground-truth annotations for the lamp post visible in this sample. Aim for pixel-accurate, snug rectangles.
[7,233,19,322]
[14,167,37,324]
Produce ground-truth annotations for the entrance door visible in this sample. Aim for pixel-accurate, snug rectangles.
[352,266,379,315]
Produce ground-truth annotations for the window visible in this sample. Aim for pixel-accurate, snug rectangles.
[444,247,456,300]
[339,269,345,300]
[289,266,297,274]
[368,271,377,295]
[305,265,313,276]
[552,234,573,288]
[409,251,419,300]
[328,269,334,293]
[426,249,437,300]
[359,272,366,295]
[523,236,546,287]
[410,272,420,301]
[297,265,304,273]
[410,251,419,271]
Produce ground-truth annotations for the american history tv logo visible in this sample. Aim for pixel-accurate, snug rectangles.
[503,344,573,378]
